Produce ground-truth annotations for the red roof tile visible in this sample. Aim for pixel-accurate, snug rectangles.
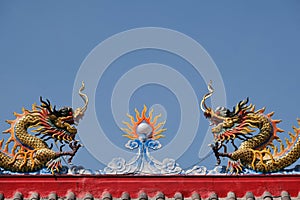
[0,175,299,199]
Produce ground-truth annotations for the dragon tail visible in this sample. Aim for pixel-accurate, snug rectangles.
[257,119,300,172]
[265,138,300,172]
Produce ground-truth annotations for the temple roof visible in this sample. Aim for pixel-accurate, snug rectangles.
[0,175,299,199]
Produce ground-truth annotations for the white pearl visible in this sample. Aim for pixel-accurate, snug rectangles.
[136,122,152,136]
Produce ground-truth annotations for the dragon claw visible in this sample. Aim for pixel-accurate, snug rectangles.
[226,160,244,174]
[69,140,82,151]
[47,158,62,174]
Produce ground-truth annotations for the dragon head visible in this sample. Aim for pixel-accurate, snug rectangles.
[201,82,254,143]
[37,82,88,143]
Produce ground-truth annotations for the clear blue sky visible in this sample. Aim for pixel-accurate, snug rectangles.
[0,1,300,171]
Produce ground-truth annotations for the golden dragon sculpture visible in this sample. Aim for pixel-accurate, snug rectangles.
[0,82,88,173]
[201,82,300,173]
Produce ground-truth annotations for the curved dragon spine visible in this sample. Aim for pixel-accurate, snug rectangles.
[229,114,300,172]
[201,82,300,173]
[0,106,52,172]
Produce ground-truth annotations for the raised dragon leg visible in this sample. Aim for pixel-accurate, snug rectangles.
[210,142,228,165]
[56,140,82,164]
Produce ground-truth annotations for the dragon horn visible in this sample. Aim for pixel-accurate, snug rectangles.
[40,97,53,114]
[200,80,214,112]
[74,81,89,123]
